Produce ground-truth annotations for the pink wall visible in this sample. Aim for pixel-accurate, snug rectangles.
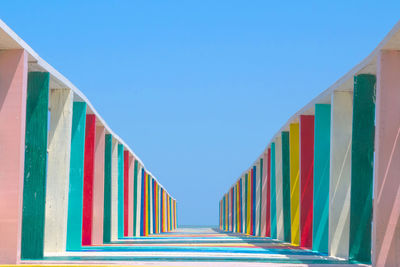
[373,50,400,266]
[92,125,105,245]
[0,49,28,263]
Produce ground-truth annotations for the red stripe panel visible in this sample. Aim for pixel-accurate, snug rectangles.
[123,150,129,237]
[300,115,314,248]
[82,114,96,246]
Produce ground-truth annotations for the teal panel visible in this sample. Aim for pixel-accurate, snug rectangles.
[118,144,124,239]
[66,102,87,251]
[270,142,277,239]
[349,74,376,263]
[21,72,49,259]
[103,134,112,243]
[133,160,139,236]
[282,131,291,243]
[312,104,331,253]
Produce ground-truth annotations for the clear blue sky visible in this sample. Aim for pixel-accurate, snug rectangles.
[2,1,399,226]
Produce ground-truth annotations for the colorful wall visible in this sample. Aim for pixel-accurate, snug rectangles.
[0,20,177,264]
[219,21,400,267]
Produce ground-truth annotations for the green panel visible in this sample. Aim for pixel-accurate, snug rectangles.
[103,134,112,243]
[66,102,87,251]
[349,74,376,263]
[133,160,139,236]
[21,72,49,259]
[282,131,291,243]
[118,144,124,239]
[312,104,331,253]
[270,142,277,239]
[259,158,263,236]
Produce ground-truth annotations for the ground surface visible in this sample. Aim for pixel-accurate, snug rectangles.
[17,227,369,266]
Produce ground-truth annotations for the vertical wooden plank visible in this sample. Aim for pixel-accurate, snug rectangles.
[246,172,251,235]
[233,186,236,232]
[110,138,119,241]
[270,143,277,239]
[103,134,112,243]
[282,131,291,243]
[133,160,139,236]
[275,136,284,240]
[290,123,300,246]
[300,115,314,249]
[373,50,400,267]
[21,72,49,259]
[128,155,134,237]
[242,176,246,234]
[66,102,86,250]
[141,171,147,236]
[44,88,73,254]
[117,144,124,238]
[237,181,241,233]
[252,166,256,236]
[259,158,263,236]
[147,174,152,235]
[328,91,352,259]
[0,49,27,263]
[123,151,129,237]
[261,153,267,237]
[255,163,261,236]
[313,104,331,253]
[81,114,96,246]
[349,74,376,263]
[149,176,153,235]
[266,148,271,237]
[154,182,158,234]
[92,125,105,245]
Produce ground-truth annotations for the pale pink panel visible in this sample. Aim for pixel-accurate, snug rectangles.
[373,50,400,267]
[128,154,134,236]
[261,152,267,236]
[92,125,105,245]
[0,50,28,264]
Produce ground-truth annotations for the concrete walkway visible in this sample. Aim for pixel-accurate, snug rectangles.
[19,227,370,266]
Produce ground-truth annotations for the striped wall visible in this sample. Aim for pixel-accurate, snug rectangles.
[0,21,177,264]
[219,19,400,266]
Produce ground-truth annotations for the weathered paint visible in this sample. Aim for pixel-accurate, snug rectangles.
[117,144,124,238]
[110,138,119,241]
[289,123,300,246]
[103,134,112,243]
[373,50,400,267]
[81,114,96,246]
[259,158,263,236]
[123,151,129,237]
[128,155,134,237]
[312,104,331,253]
[44,88,73,254]
[281,131,291,243]
[261,153,267,237]
[328,91,352,259]
[21,72,50,259]
[133,160,139,236]
[92,125,105,245]
[66,102,87,251]
[270,143,277,239]
[255,163,261,236]
[300,115,314,249]
[0,49,27,264]
[349,74,376,263]
[266,148,271,237]
[275,136,284,241]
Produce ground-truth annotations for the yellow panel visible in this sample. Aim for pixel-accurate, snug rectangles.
[289,123,300,245]
[247,171,251,235]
